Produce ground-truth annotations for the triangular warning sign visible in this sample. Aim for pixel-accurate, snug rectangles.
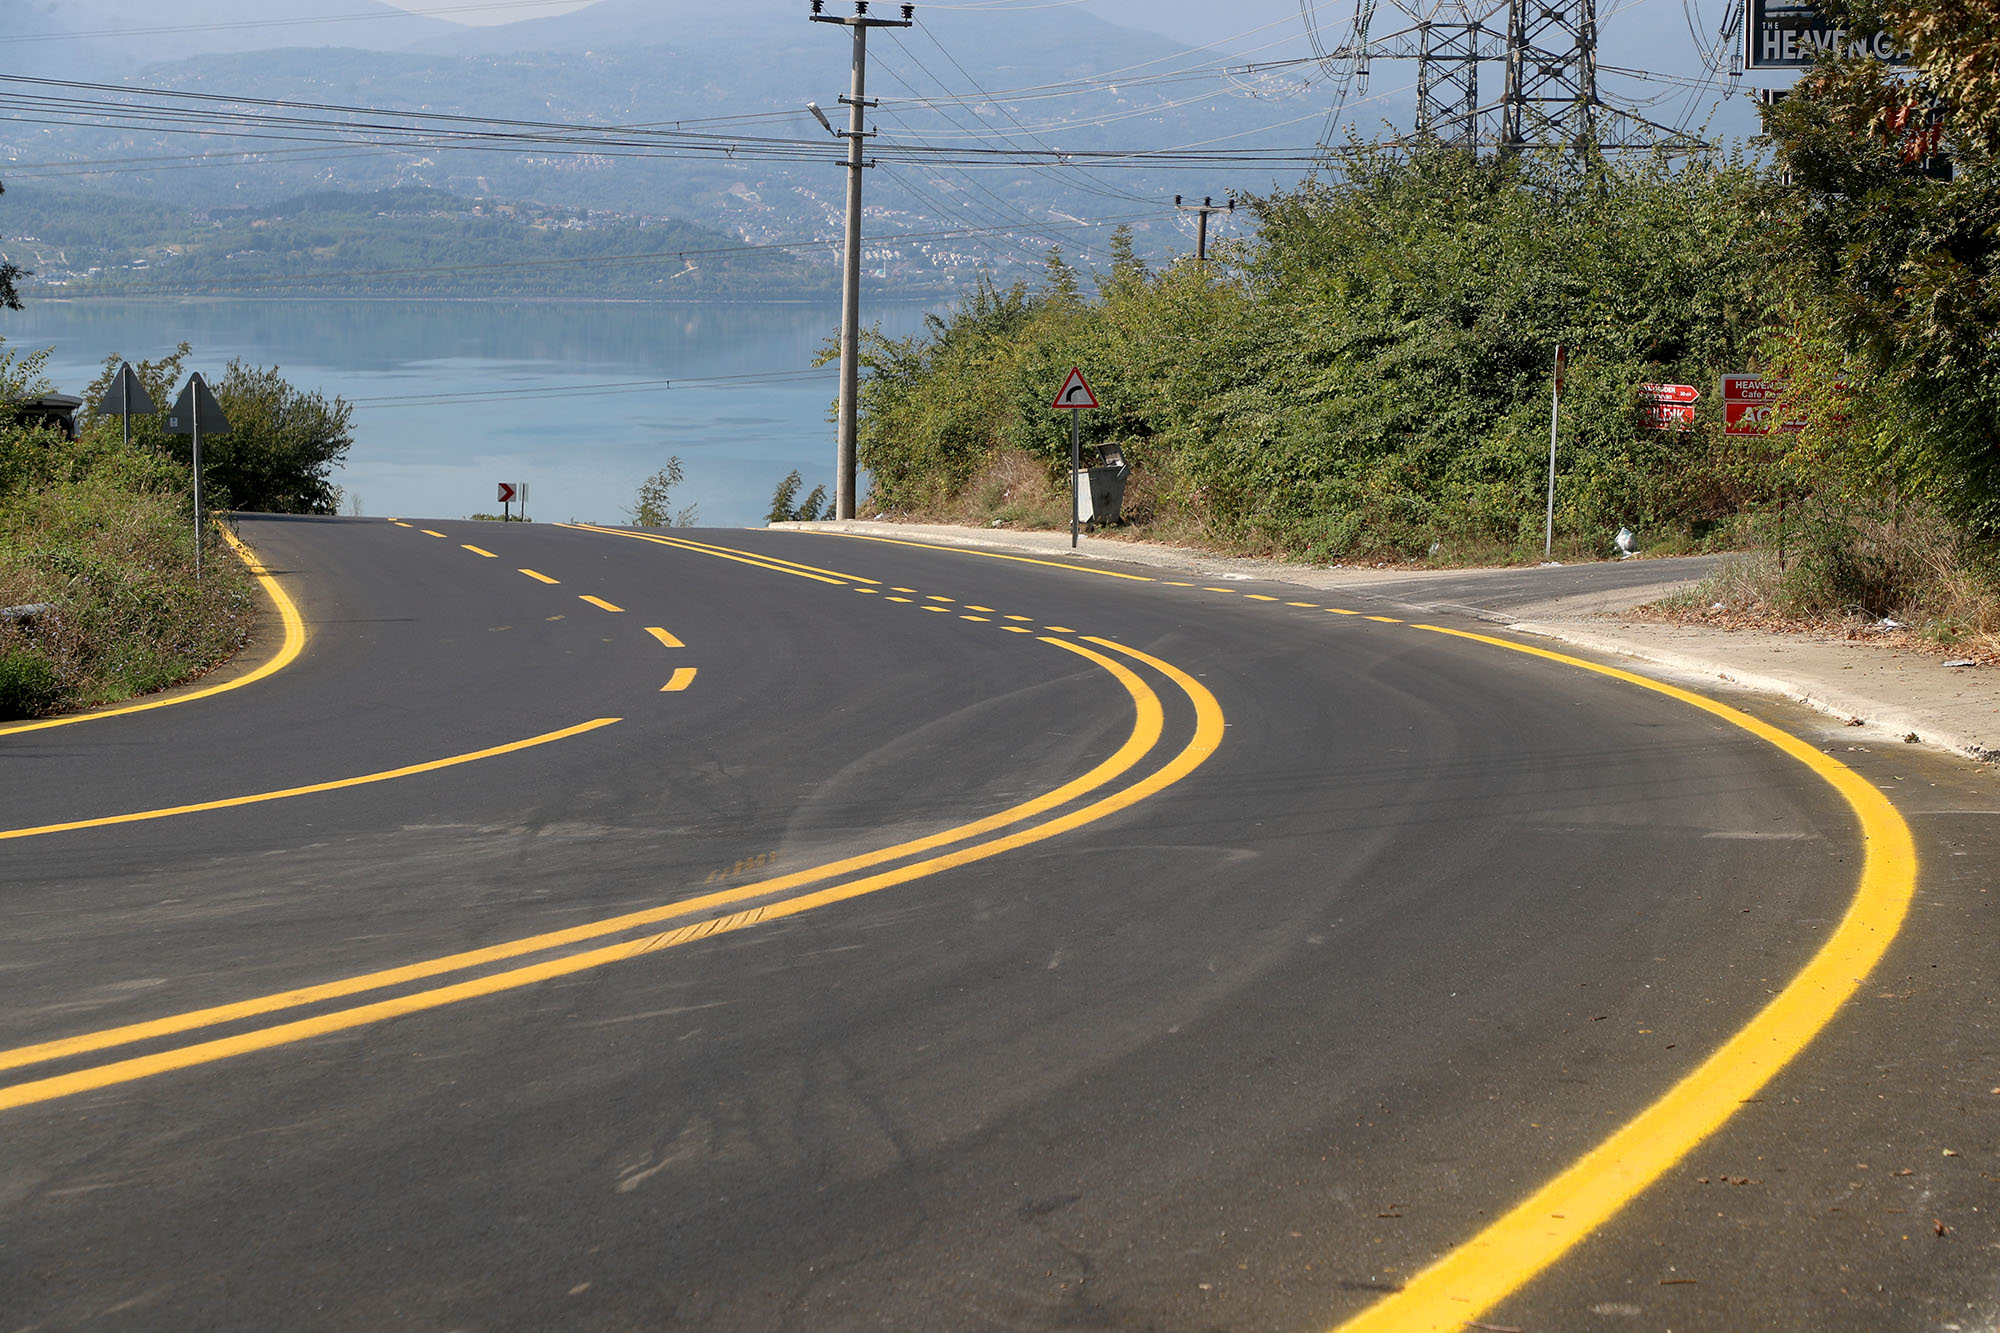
[166,373,231,436]
[1051,366,1099,410]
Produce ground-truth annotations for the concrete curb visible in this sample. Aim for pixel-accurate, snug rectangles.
[1511,621,1999,764]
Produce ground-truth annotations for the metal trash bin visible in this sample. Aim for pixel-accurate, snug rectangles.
[1074,443,1129,525]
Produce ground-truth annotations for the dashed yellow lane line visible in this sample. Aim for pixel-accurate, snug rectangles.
[0,527,306,738]
[0,718,621,844]
[1330,633,1918,1331]
[923,605,952,613]
[661,667,697,693]
[420,529,447,539]
[1244,594,1279,601]
[646,627,685,649]
[519,568,560,585]
[1044,625,1075,633]
[961,615,991,622]
[886,596,914,604]
[462,545,497,558]
[1286,601,1319,607]
[579,595,624,613]
[1363,614,1402,623]
[808,531,1157,582]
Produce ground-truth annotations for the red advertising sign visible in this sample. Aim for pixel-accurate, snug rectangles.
[1637,382,1699,430]
[1721,373,1808,436]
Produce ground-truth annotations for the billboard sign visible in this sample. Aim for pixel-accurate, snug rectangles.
[1721,374,1810,436]
[1745,0,1911,70]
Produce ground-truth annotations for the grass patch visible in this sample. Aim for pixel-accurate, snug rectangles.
[0,458,254,720]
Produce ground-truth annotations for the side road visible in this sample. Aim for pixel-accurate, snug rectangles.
[774,520,2000,765]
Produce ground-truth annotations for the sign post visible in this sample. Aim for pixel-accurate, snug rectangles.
[166,373,231,579]
[93,361,156,451]
[1051,366,1100,549]
[1544,345,1564,561]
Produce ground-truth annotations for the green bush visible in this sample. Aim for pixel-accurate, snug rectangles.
[0,648,58,719]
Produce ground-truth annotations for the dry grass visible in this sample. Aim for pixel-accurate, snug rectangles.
[0,475,254,717]
[1640,505,2000,663]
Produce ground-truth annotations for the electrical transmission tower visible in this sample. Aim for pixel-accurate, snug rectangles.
[1261,0,1701,154]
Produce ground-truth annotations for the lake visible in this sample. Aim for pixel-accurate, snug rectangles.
[1,297,950,528]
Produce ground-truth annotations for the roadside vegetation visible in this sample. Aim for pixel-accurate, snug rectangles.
[0,333,352,719]
[846,1,1999,654]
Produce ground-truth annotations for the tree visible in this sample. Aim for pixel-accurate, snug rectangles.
[1757,15,2000,529]
[630,458,697,527]
[77,347,353,513]
[0,180,25,312]
[767,469,828,522]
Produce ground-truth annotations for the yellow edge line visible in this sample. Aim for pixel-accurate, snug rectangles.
[0,639,1220,1110]
[0,525,307,738]
[1332,625,1919,1333]
[0,637,1173,1075]
[0,719,620,842]
[807,530,1157,582]
[661,667,697,692]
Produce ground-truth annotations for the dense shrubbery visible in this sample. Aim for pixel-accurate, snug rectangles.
[853,150,1780,563]
[853,42,2000,648]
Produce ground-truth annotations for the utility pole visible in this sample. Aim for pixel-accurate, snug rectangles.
[811,0,912,520]
[1174,195,1234,261]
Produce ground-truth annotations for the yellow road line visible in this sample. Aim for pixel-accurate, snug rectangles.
[0,526,306,738]
[1245,594,1278,601]
[1287,601,1319,607]
[646,627,685,649]
[1327,608,1361,615]
[1332,626,1919,1333]
[0,638,1215,1107]
[0,718,619,843]
[564,524,867,586]
[808,531,1157,582]
[661,667,697,692]
[420,529,447,538]
[462,545,497,558]
[519,568,559,584]
[579,595,624,613]
[1363,615,1402,623]
[962,615,991,622]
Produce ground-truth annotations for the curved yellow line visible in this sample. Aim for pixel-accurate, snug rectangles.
[0,524,307,737]
[0,637,1221,1112]
[1333,626,1919,1332]
[0,718,621,843]
[0,636,1168,1076]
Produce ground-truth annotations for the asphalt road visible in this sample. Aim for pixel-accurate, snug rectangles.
[1,518,1990,1331]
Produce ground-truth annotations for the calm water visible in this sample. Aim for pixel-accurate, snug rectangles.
[2,298,947,527]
